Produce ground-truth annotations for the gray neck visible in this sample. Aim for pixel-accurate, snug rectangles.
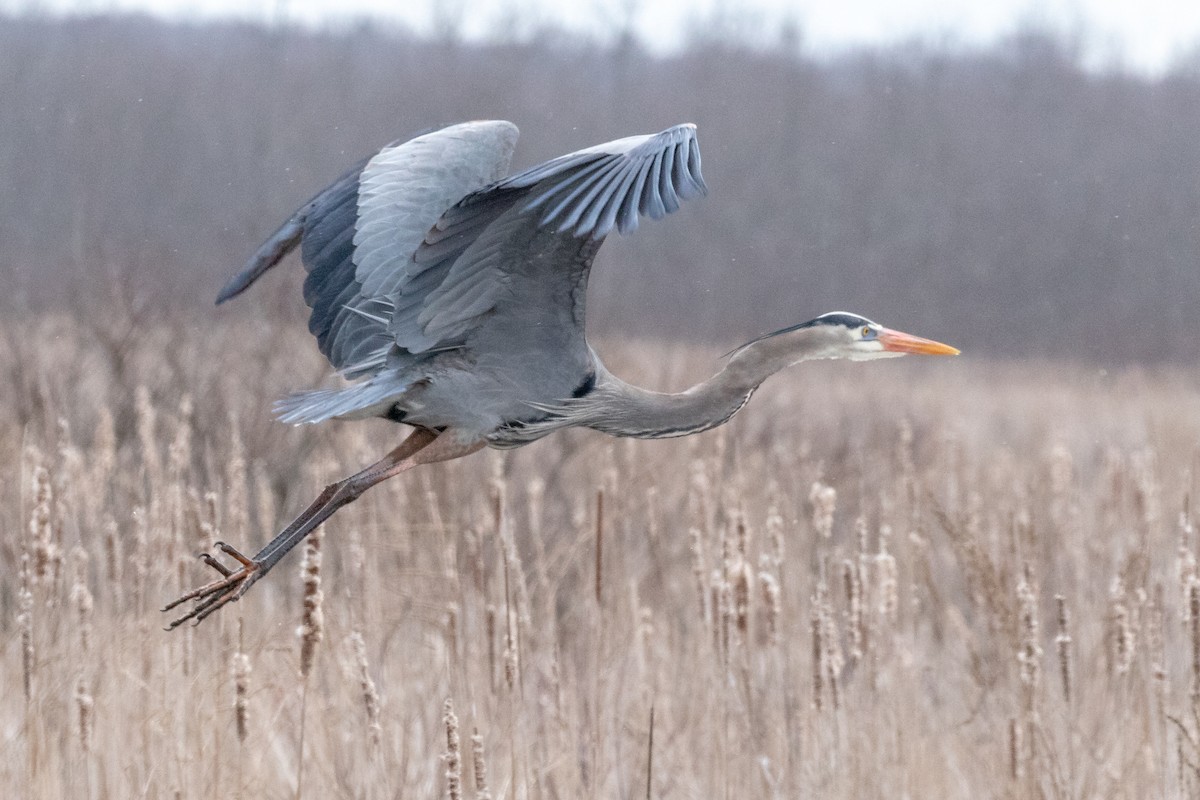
[584,326,835,439]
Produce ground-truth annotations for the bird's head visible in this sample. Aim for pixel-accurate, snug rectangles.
[807,311,960,361]
[731,311,960,364]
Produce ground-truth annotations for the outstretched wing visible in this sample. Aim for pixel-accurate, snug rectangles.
[217,121,521,375]
[219,122,706,415]
[384,123,707,358]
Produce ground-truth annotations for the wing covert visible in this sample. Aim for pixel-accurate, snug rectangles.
[387,123,706,352]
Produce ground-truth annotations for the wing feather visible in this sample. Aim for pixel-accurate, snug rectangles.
[221,122,705,423]
[386,123,706,353]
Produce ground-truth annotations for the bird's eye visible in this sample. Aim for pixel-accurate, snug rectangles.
[861,326,873,338]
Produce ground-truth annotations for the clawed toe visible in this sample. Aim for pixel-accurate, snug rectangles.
[163,544,264,629]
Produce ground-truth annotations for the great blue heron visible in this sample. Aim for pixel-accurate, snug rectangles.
[164,121,958,629]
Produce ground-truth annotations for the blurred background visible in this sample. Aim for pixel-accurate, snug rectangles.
[3,0,1200,361]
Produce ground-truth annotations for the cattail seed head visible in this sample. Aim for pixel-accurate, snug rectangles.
[69,547,93,655]
[689,527,708,621]
[297,526,325,678]
[75,676,93,754]
[18,565,33,702]
[759,568,780,647]
[29,464,59,586]
[471,728,492,800]
[1110,577,1135,676]
[134,385,160,477]
[232,621,251,744]
[350,631,382,750]
[1016,564,1041,694]
[809,482,836,539]
[1190,580,1200,701]
[842,558,863,664]
[765,504,785,572]
[1054,594,1073,704]
[443,698,462,800]
[1181,513,1197,623]
[876,524,898,623]
[730,555,753,639]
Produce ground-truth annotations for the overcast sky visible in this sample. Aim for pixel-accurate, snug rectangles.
[24,0,1200,73]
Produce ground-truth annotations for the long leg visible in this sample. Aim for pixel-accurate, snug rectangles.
[163,427,484,629]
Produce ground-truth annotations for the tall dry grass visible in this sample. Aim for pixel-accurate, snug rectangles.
[2,312,1200,798]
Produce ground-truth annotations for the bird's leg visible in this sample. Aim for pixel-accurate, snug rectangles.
[163,428,484,629]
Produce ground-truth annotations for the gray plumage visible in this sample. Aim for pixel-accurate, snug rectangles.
[223,120,709,445]
[167,121,959,629]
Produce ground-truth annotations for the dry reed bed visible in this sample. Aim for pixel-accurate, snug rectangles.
[2,314,1200,798]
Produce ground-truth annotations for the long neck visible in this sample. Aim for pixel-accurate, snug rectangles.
[585,328,831,439]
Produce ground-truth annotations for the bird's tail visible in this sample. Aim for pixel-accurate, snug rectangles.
[273,375,411,425]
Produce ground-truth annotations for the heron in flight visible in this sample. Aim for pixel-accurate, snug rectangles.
[164,121,958,629]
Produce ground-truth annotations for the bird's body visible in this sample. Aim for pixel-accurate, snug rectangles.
[230,120,704,447]
[165,121,958,629]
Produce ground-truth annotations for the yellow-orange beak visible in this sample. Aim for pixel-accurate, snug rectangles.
[877,328,960,356]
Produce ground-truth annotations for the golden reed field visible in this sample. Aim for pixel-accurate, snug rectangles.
[3,313,1200,798]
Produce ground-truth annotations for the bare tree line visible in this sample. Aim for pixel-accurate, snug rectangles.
[3,11,1199,360]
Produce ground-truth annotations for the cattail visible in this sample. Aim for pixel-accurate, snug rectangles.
[714,573,733,659]
[896,419,916,507]
[443,698,462,800]
[1190,580,1200,702]
[876,524,898,623]
[91,405,117,489]
[350,631,382,750]
[843,558,863,664]
[1110,577,1135,676]
[29,464,59,586]
[1016,564,1041,696]
[1049,442,1073,498]
[811,575,842,711]
[810,603,824,712]
[135,385,160,478]
[499,513,532,632]
[471,728,492,800]
[18,560,33,702]
[594,487,604,606]
[1009,716,1023,780]
[75,676,93,754]
[503,629,518,692]
[688,459,711,529]
[764,504,785,573]
[1054,595,1073,704]
[297,526,325,678]
[637,605,656,670]
[56,417,82,503]
[1182,513,1198,623]
[69,547,93,655]
[526,477,550,592]
[446,603,459,664]
[759,567,780,647]
[689,527,708,621]
[821,595,842,711]
[1147,585,1167,712]
[485,604,498,688]
[232,620,251,744]
[730,555,753,639]
[102,516,121,610]
[809,482,836,539]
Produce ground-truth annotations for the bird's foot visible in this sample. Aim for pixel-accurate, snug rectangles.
[163,541,264,630]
